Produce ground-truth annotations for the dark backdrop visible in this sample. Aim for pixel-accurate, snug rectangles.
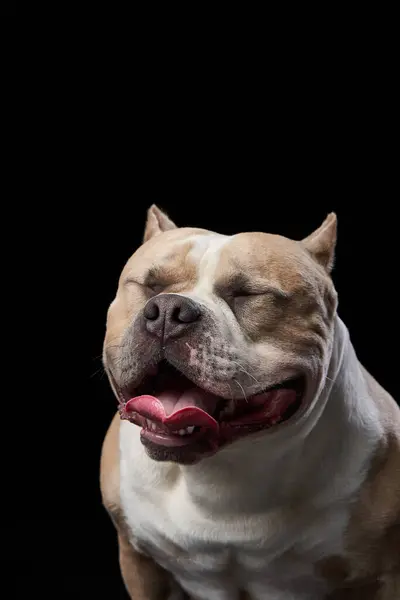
[7,17,398,597]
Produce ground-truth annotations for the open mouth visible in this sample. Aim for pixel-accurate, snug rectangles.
[118,360,305,463]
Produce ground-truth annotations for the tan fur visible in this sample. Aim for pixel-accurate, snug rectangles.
[214,232,337,350]
[100,413,174,598]
[317,377,400,598]
[103,228,208,362]
[301,212,337,272]
[143,240,199,293]
[143,204,178,243]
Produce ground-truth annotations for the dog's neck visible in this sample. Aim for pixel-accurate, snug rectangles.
[179,315,383,513]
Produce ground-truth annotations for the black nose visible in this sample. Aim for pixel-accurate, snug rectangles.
[143,294,201,340]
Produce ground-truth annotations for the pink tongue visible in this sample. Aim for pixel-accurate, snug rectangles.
[125,388,220,432]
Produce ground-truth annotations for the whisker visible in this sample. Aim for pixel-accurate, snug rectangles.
[233,378,248,403]
[92,354,104,362]
[231,360,260,385]
[90,366,107,380]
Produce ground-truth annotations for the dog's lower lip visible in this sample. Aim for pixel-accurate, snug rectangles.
[141,428,205,447]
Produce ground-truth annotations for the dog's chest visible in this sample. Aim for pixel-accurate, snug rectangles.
[120,427,347,600]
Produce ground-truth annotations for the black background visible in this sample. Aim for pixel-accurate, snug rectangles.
[9,48,398,598]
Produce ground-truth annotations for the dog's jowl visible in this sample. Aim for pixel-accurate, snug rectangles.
[100,206,400,600]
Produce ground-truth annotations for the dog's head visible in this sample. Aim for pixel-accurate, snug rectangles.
[103,206,338,464]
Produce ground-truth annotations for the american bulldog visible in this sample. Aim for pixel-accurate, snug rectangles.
[100,206,400,599]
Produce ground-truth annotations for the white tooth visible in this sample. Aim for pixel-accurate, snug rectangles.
[152,423,157,431]
[179,429,186,436]
[186,426,195,434]
[146,420,151,429]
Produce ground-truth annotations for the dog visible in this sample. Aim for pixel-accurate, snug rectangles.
[100,205,399,599]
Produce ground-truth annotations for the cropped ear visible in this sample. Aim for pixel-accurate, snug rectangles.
[143,204,177,243]
[301,213,337,273]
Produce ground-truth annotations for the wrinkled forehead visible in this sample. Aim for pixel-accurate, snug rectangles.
[123,227,311,291]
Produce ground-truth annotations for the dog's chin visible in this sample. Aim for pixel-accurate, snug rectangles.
[116,360,306,465]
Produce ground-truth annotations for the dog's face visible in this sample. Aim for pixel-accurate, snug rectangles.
[103,206,338,464]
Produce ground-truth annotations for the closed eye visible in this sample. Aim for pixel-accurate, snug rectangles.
[232,288,267,297]
[124,278,164,294]
[215,273,290,301]
[231,286,289,300]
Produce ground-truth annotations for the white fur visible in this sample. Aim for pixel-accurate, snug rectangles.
[188,232,230,293]
[119,315,382,599]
